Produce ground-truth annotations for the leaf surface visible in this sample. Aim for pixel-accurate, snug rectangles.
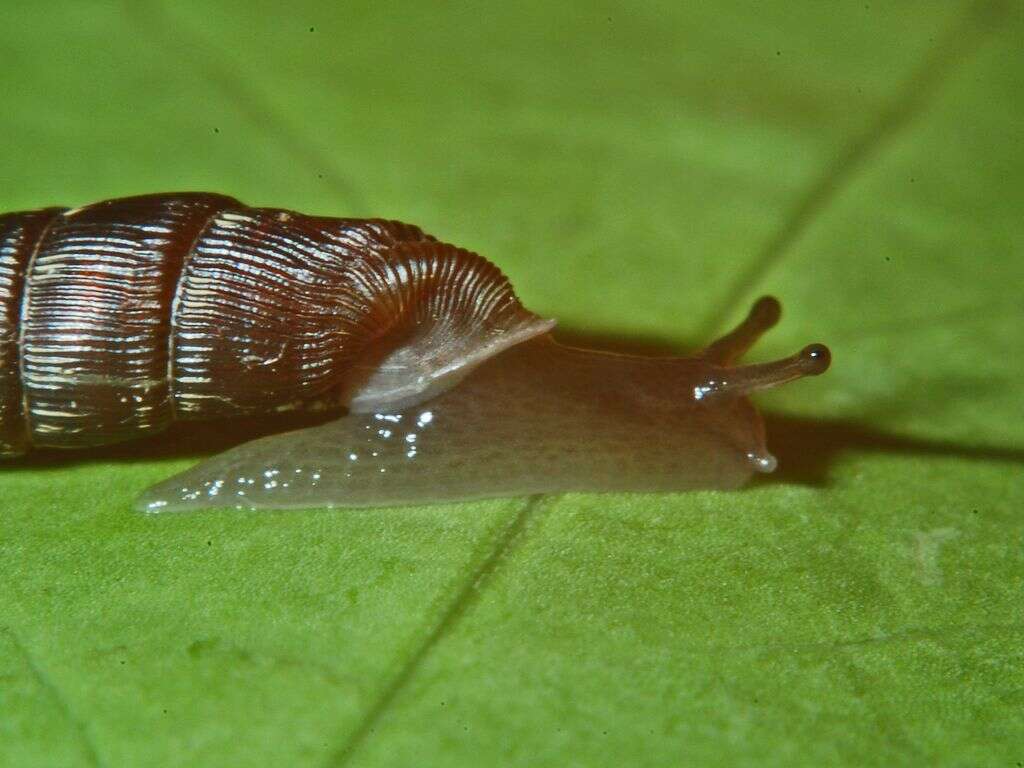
[1,2,1021,766]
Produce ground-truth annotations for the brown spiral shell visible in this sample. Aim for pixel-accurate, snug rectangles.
[0,193,543,456]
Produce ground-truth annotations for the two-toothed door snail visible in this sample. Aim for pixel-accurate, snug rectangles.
[0,192,831,512]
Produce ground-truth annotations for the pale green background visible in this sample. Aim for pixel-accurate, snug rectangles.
[1,1,1022,766]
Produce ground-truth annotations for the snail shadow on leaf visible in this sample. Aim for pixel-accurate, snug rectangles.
[1,410,338,472]
[4,328,1023,487]
[758,414,1024,487]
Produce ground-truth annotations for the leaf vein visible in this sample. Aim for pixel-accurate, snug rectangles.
[325,494,549,767]
[128,0,367,211]
[698,0,1010,338]
[0,625,105,768]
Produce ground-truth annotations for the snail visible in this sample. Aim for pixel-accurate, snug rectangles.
[0,192,831,512]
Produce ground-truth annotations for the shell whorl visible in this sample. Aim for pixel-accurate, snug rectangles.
[0,206,65,455]
[0,193,549,455]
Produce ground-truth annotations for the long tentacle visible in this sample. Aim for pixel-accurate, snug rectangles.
[700,296,781,365]
[697,344,831,401]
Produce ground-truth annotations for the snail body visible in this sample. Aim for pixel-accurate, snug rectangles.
[0,193,831,512]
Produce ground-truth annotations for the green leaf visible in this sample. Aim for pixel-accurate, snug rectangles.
[2,1,1021,766]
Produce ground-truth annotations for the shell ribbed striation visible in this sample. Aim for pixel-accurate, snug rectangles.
[0,193,549,453]
[0,207,65,454]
